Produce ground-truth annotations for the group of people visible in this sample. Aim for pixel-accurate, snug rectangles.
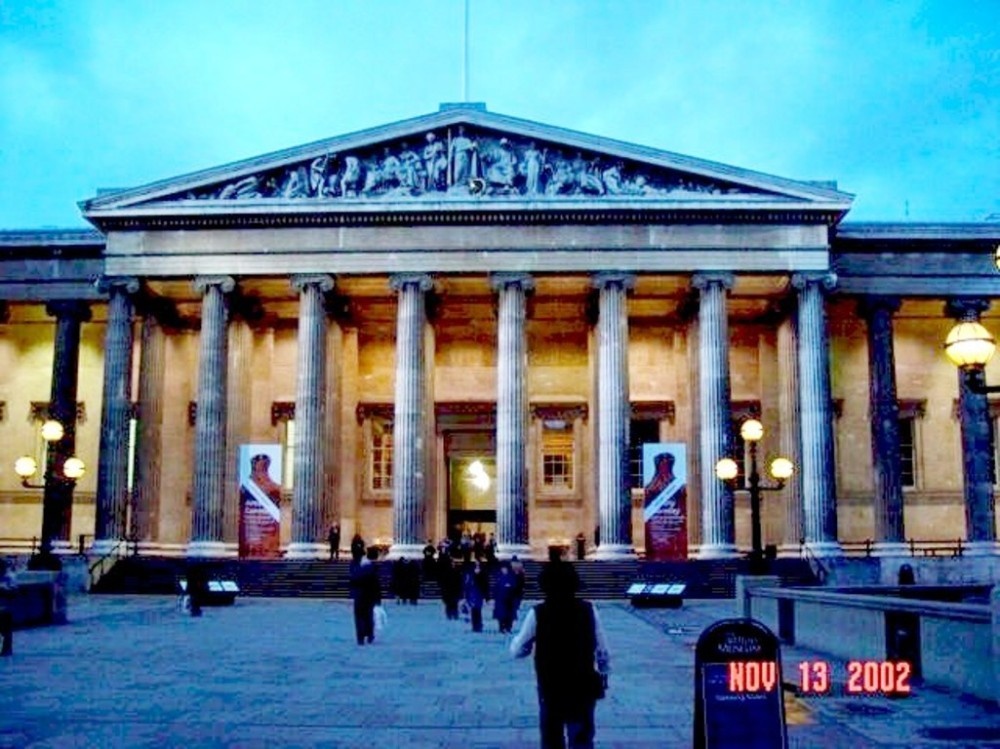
[346,533,609,747]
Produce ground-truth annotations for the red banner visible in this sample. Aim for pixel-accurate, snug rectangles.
[643,444,688,561]
[238,446,282,559]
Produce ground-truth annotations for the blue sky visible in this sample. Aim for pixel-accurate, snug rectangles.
[0,0,997,228]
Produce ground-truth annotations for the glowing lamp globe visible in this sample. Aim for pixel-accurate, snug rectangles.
[63,457,86,480]
[769,457,795,481]
[715,458,739,481]
[41,419,64,442]
[944,321,996,368]
[14,456,38,479]
[740,419,764,442]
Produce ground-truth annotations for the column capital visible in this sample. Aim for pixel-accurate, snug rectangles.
[592,272,635,291]
[489,272,534,292]
[96,276,141,296]
[945,297,991,322]
[856,294,901,320]
[291,274,335,293]
[45,300,92,322]
[691,272,734,291]
[791,272,837,292]
[389,273,434,292]
[193,276,236,295]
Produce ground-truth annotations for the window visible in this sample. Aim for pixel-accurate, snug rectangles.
[629,418,660,489]
[898,416,916,489]
[371,419,394,491]
[541,423,574,490]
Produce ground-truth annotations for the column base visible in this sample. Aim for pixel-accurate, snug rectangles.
[697,543,740,560]
[590,544,636,561]
[776,543,804,559]
[872,542,910,557]
[284,542,328,560]
[89,538,124,556]
[186,541,230,558]
[802,541,843,558]
[962,541,1000,557]
[386,543,426,560]
[496,544,533,561]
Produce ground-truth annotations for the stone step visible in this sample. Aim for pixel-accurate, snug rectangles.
[93,557,818,599]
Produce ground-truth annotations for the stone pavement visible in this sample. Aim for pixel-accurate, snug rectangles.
[1,594,998,748]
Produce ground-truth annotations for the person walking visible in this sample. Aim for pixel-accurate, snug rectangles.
[439,553,461,620]
[510,554,526,619]
[511,561,610,749]
[328,523,341,561]
[493,562,517,634]
[0,559,17,656]
[349,546,382,645]
[350,533,365,561]
[463,558,488,633]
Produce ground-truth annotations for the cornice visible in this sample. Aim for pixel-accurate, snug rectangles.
[88,205,846,233]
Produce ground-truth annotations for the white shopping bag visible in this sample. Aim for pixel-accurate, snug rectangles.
[373,605,388,635]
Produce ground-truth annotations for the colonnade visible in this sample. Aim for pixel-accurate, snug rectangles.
[36,272,996,558]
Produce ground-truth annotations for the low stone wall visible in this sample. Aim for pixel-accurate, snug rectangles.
[5,571,68,628]
[742,580,996,703]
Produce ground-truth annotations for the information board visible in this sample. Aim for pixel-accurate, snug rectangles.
[694,618,787,749]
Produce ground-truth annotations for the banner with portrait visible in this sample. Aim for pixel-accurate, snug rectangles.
[642,443,688,561]
[238,444,283,559]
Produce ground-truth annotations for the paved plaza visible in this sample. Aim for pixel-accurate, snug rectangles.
[1,594,999,748]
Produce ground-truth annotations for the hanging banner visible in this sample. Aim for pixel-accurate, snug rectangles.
[642,443,688,561]
[238,444,283,559]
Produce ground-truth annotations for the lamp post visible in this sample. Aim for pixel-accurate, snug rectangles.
[944,314,1000,551]
[716,419,794,574]
[14,418,86,567]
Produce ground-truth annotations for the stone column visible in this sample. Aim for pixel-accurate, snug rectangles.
[287,275,335,559]
[776,313,805,556]
[946,298,997,554]
[792,273,841,556]
[133,312,166,547]
[389,273,433,558]
[693,273,738,558]
[491,273,533,558]
[188,276,234,557]
[858,295,906,554]
[92,278,140,554]
[41,301,92,554]
[593,272,635,559]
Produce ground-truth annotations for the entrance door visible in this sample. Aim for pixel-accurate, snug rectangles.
[447,455,496,540]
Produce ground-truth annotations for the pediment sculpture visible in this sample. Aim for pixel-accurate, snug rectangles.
[188,126,779,203]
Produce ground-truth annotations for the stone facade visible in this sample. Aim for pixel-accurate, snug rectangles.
[0,105,998,559]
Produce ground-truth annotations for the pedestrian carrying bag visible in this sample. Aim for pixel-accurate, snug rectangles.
[374,605,387,635]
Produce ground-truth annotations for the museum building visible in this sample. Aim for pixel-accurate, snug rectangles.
[1,103,999,561]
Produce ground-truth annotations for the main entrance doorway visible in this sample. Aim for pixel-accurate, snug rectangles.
[445,432,496,542]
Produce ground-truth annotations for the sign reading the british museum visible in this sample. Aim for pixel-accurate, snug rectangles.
[238,444,283,559]
[642,443,688,561]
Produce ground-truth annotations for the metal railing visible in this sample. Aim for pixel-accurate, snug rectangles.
[87,539,130,591]
[839,538,965,558]
[798,542,829,584]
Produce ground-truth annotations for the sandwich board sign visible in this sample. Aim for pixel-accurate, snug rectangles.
[693,618,787,749]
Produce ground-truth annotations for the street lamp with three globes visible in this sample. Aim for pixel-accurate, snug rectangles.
[716,418,794,573]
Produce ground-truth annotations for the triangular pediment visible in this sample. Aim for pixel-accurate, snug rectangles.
[82,104,852,220]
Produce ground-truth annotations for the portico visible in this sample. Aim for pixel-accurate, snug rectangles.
[1,104,998,562]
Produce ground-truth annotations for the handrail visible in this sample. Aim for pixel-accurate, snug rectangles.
[798,541,829,584]
[839,538,965,558]
[87,539,129,591]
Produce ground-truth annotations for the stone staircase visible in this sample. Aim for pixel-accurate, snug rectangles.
[92,556,818,599]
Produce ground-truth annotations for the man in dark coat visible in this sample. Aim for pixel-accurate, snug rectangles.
[493,562,517,634]
[328,523,341,561]
[349,546,381,645]
[511,561,610,748]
